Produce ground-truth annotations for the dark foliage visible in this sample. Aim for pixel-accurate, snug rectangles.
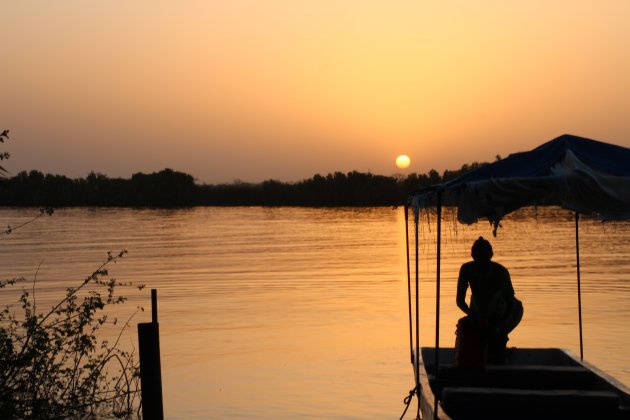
[1,130,11,177]
[0,163,490,208]
[0,251,144,418]
[1,131,142,417]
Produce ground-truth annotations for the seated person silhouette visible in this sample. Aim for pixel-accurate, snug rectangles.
[456,237,522,365]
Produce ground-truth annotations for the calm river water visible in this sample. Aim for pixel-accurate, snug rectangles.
[1,207,629,419]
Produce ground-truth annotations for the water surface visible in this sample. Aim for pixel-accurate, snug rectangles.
[1,207,628,418]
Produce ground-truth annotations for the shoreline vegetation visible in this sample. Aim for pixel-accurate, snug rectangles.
[2,131,142,418]
[0,162,493,208]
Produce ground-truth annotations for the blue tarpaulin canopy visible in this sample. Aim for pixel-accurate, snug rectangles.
[411,134,630,231]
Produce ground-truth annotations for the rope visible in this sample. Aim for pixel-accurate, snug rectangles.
[399,385,422,420]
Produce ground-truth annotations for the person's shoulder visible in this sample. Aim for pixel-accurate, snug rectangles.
[460,261,476,272]
[491,261,510,274]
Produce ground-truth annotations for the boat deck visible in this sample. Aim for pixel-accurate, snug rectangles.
[417,347,630,420]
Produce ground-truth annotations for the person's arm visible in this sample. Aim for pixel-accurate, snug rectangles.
[501,265,515,304]
[456,265,471,315]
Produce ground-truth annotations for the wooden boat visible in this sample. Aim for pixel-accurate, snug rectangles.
[404,135,630,419]
[415,347,630,419]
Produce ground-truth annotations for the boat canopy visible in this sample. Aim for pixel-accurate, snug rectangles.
[404,134,630,417]
[411,134,630,232]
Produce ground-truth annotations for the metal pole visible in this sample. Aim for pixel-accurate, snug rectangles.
[405,205,414,365]
[575,212,584,360]
[433,191,442,417]
[415,205,420,391]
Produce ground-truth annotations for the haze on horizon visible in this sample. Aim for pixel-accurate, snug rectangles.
[1,1,630,184]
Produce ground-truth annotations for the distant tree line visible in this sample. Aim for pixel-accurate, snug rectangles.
[0,162,492,208]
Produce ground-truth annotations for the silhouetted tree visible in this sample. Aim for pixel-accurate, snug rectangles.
[0,161,493,207]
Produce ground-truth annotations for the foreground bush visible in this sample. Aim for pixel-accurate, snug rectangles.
[0,250,144,418]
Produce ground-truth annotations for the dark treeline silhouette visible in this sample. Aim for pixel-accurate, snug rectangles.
[0,162,492,208]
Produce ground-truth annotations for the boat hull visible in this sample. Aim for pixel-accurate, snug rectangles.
[413,347,630,420]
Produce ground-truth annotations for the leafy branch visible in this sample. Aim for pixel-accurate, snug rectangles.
[1,129,145,417]
[0,129,9,176]
[4,207,54,235]
[0,250,145,418]
[1,129,53,236]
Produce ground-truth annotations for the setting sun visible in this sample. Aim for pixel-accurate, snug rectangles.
[395,155,411,169]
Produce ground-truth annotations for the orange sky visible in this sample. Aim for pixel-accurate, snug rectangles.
[1,1,630,183]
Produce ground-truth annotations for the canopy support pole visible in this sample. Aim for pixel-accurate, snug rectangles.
[404,205,414,366]
[433,191,443,417]
[414,206,421,396]
[575,212,584,360]
[405,204,422,418]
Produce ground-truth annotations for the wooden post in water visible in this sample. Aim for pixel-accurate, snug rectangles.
[138,289,164,420]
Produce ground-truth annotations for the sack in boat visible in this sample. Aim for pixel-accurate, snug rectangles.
[502,297,524,335]
[454,315,487,369]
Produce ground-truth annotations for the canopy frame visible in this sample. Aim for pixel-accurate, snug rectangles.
[403,134,630,414]
[404,203,587,418]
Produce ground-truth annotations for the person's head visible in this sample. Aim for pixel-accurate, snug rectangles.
[471,236,493,264]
